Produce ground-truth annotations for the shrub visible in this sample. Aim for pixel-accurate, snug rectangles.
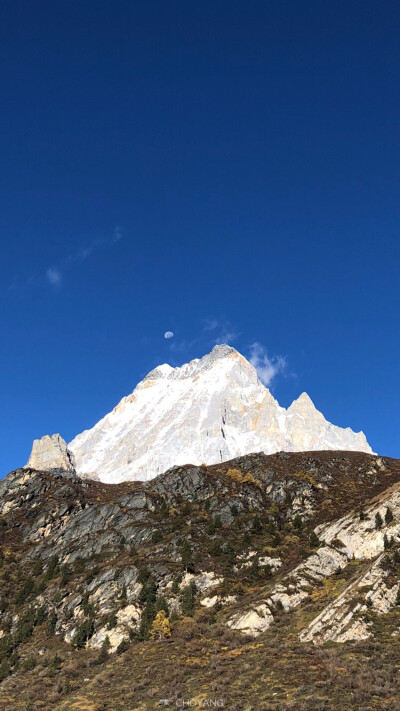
[242,472,258,485]
[209,541,223,558]
[151,530,162,543]
[22,656,37,671]
[225,468,243,482]
[375,512,383,530]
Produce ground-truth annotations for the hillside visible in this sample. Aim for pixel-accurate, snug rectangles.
[0,450,400,710]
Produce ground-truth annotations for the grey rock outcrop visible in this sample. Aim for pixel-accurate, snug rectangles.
[26,434,76,473]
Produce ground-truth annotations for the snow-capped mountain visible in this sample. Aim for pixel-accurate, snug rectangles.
[67,345,373,483]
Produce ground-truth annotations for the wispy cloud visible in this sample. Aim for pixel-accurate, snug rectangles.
[112,226,122,243]
[248,342,286,386]
[8,227,123,293]
[46,267,62,287]
[202,318,239,346]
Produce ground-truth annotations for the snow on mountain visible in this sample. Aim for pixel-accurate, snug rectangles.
[68,345,373,483]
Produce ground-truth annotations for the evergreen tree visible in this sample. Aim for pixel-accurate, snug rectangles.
[181,581,197,616]
[96,636,111,663]
[375,512,383,530]
[180,540,195,572]
[252,517,262,534]
[155,594,169,615]
[385,507,394,525]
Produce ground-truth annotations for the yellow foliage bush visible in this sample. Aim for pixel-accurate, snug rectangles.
[150,610,171,640]
[225,468,243,482]
[242,472,258,485]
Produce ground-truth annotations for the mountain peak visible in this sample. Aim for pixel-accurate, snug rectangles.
[210,343,239,358]
[65,346,373,483]
[288,392,316,410]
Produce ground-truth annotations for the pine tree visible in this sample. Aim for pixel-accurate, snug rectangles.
[149,610,171,640]
[375,512,383,530]
[181,582,197,616]
[385,507,394,525]
[96,636,110,663]
[252,517,262,534]
[155,594,169,615]
[180,540,195,572]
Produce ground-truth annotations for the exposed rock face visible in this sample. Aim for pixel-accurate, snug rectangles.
[26,434,76,473]
[228,478,400,643]
[68,345,372,483]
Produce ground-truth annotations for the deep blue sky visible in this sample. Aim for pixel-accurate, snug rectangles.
[1,0,400,476]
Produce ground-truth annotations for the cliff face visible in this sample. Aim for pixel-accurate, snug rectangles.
[0,450,399,709]
[66,345,372,483]
[25,434,76,473]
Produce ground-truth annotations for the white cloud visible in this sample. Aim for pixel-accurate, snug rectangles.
[164,331,174,339]
[46,267,62,287]
[248,342,286,386]
[113,226,122,242]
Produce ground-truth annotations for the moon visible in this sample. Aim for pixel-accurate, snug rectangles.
[164,331,174,339]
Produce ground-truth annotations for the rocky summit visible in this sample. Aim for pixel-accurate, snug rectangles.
[63,345,373,483]
[0,450,400,710]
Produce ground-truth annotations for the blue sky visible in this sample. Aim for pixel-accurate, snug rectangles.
[1,0,400,475]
